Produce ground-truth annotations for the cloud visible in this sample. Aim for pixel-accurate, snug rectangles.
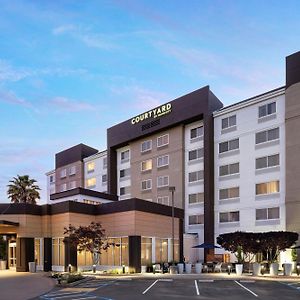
[0,59,31,82]
[48,96,94,112]
[0,89,31,107]
[52,24,117,50]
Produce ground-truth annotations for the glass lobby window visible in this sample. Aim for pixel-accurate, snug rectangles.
[86,177,96,188]
[256,180,279,195]
[219,211,240,223]
[256,127,279,144]
[256,207,280,220]
[188,148,203,161]
[100,238,121,266]
[52,238,65,266]
[155,239,168,263]
[258,102,276,118]
[141,140,152,153]
[121,237,128,266]
[188,170,204,182]
[77,249,93,266]
[219,139,239,153]
[219,187,239,200]
[34,238,41,265]
[141,159,152,172]
[157,155,169,168]
[157,175,169,188]
[141,237,152,266]
[120,168,130,178]
[189,214,204,225]
[190,126,203,139]
[157,134,169,147]
[121,150,130,163]
[141,179,152,191]
[219,163,239,176]
[256,154,279,169]
[188,193,204,204]
[87,162,95,173]
[222,115,236,130]
[172,239,180,262]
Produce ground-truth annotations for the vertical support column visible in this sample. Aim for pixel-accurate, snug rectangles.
[64,237,77,272]
[128,236,141,273]
[179,218,184,263]
[151,237,156,264]
[44,238,52,272]
[108,148,117,195]
[203,112,215,262]
[16,238,34,272]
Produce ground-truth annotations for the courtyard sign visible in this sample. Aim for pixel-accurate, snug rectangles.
[131,103,172,125]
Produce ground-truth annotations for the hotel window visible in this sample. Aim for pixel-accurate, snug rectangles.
[141,159,152,172]
[141,237,152,266]
[155,238,168,263]
[49,175,55,183]
[222,115,236,130]
[60,183,67,192]
[87,162,95,173]
[219,138,239,153]
[69,165,76,176]
[256,127,279,144]
[157,134,169,148]
[258,102,276,118]
[256,180,279,195]
[188,170,204,182]
[141,179,152,191]
[120,186,130,196]
[60,168,67,178]
[52,238,65,266]
[103,157,107,169]
[256,207,280,220]
[190,126,203,139]
[141,140,152,153]
[121,150,130,163]
[188,193,204,204]
[157,196,170,205]
[69,181,76,189]
[219,187,239,200]
[157,175,169,188]
[188,148,203,161]
[157,155,169,168]
[102,174,107,183]
[256,154,279,170]
[219,163,239,176]
[86,177,96,188]
[219,211,240,223]
[120,168,130,178]
[189,214,204,225]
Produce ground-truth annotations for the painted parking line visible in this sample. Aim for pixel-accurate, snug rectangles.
[142,279,159,295]
[198,279,214,283]
[234,280,258,297]
[194,280,200,296]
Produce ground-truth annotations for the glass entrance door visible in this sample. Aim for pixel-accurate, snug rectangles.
[8,241,16,269]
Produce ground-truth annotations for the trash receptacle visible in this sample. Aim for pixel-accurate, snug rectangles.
[28,262,36,273]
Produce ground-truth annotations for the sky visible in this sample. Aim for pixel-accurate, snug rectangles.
[1,0,300,203]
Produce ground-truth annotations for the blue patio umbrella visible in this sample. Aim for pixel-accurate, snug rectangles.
[192,243,221,249]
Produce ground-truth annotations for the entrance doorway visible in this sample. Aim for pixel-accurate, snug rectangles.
[8,241,16,269]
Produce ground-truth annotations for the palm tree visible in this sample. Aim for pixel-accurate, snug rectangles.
[7,175,40,204]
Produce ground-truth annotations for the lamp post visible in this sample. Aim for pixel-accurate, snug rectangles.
[169,186,176,266]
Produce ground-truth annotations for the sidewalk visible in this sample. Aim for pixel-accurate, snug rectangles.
[0,270,55,300]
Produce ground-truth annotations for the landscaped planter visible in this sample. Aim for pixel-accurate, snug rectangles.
[185,263,192,274]
[270,262,279,276]
[0,260,6,270]
[195,263,202,274]
[235,264,243,276]
[283,263,293,276]
[252,262,261,276]
[177,263,184,274]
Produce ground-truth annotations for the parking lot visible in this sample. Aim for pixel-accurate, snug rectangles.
[38,277,300,300]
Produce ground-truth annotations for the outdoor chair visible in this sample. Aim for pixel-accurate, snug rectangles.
[214,262,222,273]
[153,263,163,273]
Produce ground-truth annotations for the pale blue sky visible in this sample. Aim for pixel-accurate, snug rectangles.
[1,0,299,202]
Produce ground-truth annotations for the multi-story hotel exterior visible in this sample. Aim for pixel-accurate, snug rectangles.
[1,51,300,272]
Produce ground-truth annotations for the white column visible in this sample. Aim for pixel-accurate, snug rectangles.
[168,238,172,262]
[152,237,156,263]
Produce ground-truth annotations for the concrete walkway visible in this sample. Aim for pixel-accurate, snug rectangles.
[0,270,55,300]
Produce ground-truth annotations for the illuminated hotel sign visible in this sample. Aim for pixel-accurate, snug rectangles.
[131,103,172,125]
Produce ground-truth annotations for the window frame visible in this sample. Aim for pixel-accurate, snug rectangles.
[157,175,169,188]
[157,134,169,148]
[141,140,152,153]
[157,155,169,168]
[190,126,204,140]
[221,115,237,130]
[141,159,152,172]
[141,179,152,191]
[258,101,276,119]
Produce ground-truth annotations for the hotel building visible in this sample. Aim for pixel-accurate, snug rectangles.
[1,51,300,272]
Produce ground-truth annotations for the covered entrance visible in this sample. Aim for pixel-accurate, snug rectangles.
[0,221,19,271]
